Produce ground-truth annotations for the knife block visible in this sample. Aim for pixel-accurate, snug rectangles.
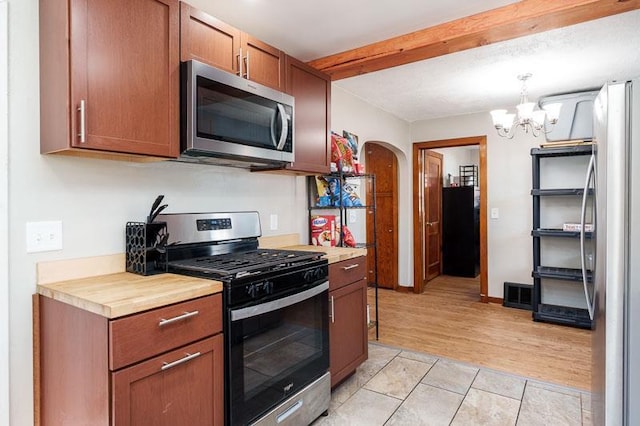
[125,222,168,276]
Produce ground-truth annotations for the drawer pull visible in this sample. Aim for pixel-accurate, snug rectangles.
[158,310,199,327]
[161,352,201,371]
[342,264,359,271]
[330,296,335,324]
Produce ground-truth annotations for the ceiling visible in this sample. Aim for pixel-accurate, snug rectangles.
[207,0,640,123]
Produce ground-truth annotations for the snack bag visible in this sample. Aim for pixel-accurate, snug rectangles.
[331,133,355,172]
[314,176,331,207]
[336,224,357,247]
[342,181,363,207]
[326,177,341,206]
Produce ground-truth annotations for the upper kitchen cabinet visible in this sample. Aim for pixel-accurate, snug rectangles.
[284,56,331,175]
[180,3,285,91]
[179,2,239,75]
[39,0,181,159]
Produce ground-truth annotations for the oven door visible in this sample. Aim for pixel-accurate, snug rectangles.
[227,281,329,425]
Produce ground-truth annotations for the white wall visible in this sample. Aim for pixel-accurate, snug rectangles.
[431,146,479,186]
[330,86,413,286]
[411,112,540,298]
[8,1,308,423]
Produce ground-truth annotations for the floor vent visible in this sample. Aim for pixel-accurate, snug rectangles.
[503,282,533,310]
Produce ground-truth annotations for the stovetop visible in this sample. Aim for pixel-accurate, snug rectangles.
[167,248,324,280]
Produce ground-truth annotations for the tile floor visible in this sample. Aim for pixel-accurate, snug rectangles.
[314,343,592,426]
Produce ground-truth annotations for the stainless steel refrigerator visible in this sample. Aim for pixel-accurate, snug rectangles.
[590,78,640,425]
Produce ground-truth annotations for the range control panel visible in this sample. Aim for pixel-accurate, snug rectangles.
[158,211,261,245]
[197,218,232,231]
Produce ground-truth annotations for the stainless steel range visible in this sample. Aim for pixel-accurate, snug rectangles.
[158,211,330,426]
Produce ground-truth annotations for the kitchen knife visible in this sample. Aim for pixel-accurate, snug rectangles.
[147,195,164,223]
[154,233,170,254]
[149,204,168,224]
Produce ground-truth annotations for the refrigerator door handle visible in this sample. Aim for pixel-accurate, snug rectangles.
[580,153,596,320]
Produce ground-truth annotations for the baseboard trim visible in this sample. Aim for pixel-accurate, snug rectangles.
[395,286,411,293]
[487,297,503,304]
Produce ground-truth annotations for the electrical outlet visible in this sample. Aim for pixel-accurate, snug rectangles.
[26,221,63,253]
[349,210,357,223]
[491,208,500,219]
[269,214,278,231]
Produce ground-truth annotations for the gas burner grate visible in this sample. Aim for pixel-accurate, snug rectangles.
[167,249,323,278]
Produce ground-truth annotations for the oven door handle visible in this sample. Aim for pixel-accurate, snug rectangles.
[231,281,329,321]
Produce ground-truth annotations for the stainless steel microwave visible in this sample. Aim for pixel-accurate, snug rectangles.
[180,60,294,168]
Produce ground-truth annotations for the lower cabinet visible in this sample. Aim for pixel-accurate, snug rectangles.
[37,293,224,425]
[112,335,223,426]
[329,257,368,387]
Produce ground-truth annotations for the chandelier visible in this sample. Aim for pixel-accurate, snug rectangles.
[489,73,562,138]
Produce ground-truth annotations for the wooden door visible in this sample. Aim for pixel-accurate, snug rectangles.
[70,0,180,157]
[365,143,398,289]
[284,56,331,174]
[112,334,224,426]
[241,34,285,91]
[180,2,240,74]
[329,279,367,387]
[425,151,443,281]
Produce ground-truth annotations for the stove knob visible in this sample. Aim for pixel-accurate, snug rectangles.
[246,284,256,298]
[303,270,315,283]
[314,267,325,281]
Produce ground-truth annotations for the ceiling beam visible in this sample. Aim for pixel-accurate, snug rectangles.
[308,0,640,80]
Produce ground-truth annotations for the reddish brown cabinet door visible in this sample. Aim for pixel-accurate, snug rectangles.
[329,278,368,387]
[284,55,331,175]
[179,4,284,91]
[68,0,180,157]
[241,34,285,91]
[180,2,240,74]
[112,334,224,426]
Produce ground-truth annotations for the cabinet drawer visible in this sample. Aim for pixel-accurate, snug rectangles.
[109,294,222,370]
[329,257,366,291]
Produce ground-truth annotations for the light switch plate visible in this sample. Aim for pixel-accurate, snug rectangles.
[26,221,63,253]
[269,214,278,231]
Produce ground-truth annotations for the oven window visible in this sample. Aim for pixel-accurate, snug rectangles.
[228,288,328,425]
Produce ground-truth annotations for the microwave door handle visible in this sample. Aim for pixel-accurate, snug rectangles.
[580,153,596,321]
[276,103,289,151]
[269,107,278,147]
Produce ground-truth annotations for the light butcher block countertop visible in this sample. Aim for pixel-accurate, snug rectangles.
[35,235,363,319]
[258,234,367,263]
[283,245,367,264]
[36,254,222,319]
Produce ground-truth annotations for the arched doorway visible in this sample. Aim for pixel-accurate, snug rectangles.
[364,142,399,290]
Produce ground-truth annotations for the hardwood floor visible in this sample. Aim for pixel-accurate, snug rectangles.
[367,275,592,390]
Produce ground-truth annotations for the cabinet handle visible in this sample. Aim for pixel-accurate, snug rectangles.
[342,264,359,271]
[160,352,201,371]
[236,48,243,77]
[158,310,199,327]
[244,50,250,79]
[330,295,334,324]
[77,100,86,143]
